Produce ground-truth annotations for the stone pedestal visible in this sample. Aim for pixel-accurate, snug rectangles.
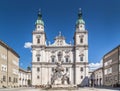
[54,78,62,85]
[51,84,76,88]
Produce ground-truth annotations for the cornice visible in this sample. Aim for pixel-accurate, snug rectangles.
[0,40,20,58]
[32,62,74,65]
[32,31,45,34]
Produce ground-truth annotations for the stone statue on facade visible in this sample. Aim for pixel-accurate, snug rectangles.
[51,52,69,85]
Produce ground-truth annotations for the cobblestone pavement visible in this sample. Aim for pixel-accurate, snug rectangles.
[0,87,119,91]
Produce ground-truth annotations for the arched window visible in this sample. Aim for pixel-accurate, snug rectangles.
[80,56,83,61]
[38,25,40,28]
[37,57,40,62]
[80,38,83,43]
[66,58,69,63]
[52,67,54,72]
[37,38,40,44]
[80,67,83,71]
[37,75,39,79]
[81,76,83,79]
[52,57,55,63]
[66,68,69,72]
[37,67,40,72]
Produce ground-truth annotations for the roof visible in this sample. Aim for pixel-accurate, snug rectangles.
[19,68,31,73]
[103,45,120,58]
[0,40,20,58]
[93,67,103,73]
[76,19,85,25]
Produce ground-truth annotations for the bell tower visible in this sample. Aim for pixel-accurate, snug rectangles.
[74,8,88,46]
[74,8,89,85]
[32,10,47,85]
[32,9,46,46]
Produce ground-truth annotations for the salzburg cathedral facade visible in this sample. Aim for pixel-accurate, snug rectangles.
[32,9,89,86]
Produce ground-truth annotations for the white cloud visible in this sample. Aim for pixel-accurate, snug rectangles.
[89,59,103,71]
[24,42,32,49]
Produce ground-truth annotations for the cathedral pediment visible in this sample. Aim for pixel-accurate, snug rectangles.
[48,32,71,46]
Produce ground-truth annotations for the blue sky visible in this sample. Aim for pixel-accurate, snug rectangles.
[0,0,120,70]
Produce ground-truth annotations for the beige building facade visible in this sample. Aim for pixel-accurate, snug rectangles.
[0,40,19,88]
[32,9,89,86]
[103,45,120,87]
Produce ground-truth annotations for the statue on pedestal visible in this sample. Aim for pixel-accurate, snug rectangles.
[51,51,69,85]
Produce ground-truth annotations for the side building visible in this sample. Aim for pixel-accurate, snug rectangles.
[19,68,31,87]
[93,67,103,86]
[103,45,120,87]
[88,67,103,87]
[0,40,20,88]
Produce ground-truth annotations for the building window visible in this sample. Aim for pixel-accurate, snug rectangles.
[80,67,83,72]
[66,68,69,72]
[37,38,40,44]
[38,26,40,28]
[80,56,83,61]
[52,58,55,63]
[13,78,16,83]
[52,67,54,72]
[66,58,69,63]
[41,26,43,29]
[37,76,39,79]
[3,76,6,82]
[37,57,40,62]
[37,67,40,72]
[15,78,18,83]
[80,38,83,43]
[9,77,11,82]
[81,76,83,79]
[1,65,7,72]
[19,78,21,81]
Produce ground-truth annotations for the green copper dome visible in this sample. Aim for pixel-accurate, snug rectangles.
[76,9,85,25]
[76,19,85,25]
[35,19,44,25]
[35,10,44,26]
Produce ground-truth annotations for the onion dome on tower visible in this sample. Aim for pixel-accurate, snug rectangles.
[35,9,44,26]
[76,8,85,25]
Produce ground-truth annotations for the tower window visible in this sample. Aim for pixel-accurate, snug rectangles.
[66,58,69,63]
[80,38,83,43]
[80,56,83,61]
[37,57,40,62]
[81,76,83,79]
[37,38,40,44]
[37,67,40,72]
[38,26,40,28]
[41,26,43,29]
[37,76,40,79]
[52,67,54,72]
[80,67,83,71]
[66,68,69,72]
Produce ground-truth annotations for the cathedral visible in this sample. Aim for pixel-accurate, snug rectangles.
[32,9,89,86]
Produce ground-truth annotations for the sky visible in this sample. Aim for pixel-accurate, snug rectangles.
[0,0,120,70]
